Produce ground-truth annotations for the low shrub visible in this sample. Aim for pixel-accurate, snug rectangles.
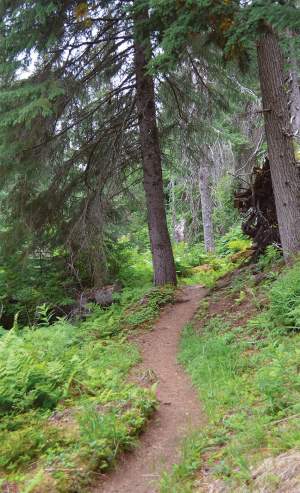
[0,284,172,491]
[216,224,251,257]
[161,259,300,492]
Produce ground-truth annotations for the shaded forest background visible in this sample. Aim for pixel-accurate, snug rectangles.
[1,0,299,329]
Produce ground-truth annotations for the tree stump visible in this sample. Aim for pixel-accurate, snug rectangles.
[234,158,280,255]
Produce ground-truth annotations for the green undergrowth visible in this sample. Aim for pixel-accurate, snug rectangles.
[175,226,251,287]
[161,253,300,492]
[0,227,249,327]
[180,256,235,288]
[0,284,175,493]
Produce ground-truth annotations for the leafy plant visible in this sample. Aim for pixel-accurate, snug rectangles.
[260,259,300,331]
[36,303,55,327]
[257,245,282,271]
[0,282,164,490]
[165,259,300,491]
[216,225,251,257]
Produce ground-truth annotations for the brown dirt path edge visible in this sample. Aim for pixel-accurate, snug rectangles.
[95,285,208,493]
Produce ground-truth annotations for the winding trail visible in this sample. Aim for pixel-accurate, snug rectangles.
[97,285,208,493]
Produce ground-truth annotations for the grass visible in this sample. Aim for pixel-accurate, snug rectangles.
[0,285,175,492]
[160,256,300,492]
[159,431,205,493]
[0,232,252,492]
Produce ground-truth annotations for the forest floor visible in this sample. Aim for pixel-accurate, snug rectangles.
[95,257,300,493]
[4,247,300,493]
[96,285,208,493]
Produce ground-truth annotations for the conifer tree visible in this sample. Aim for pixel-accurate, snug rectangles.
[0,0,176,285]
[257,25,300,259]
[151,0,300,259]
[134,2,176,285]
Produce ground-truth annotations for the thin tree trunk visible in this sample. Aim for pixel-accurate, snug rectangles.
[134,5,177,285]
[199,164,215,252]
[257,28,300,259]
[287,32,300,138]
[289,64,300,137]
[235,100,264,183]
[170,177,177,241]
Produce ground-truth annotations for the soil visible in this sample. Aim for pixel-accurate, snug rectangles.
[96,285,208,493]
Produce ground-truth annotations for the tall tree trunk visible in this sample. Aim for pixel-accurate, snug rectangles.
[199,164,215,252]
[133,5,177,285]
[287,32,300,139]
[289,62,300,138]
[257,28,300,259]
[235,100,264,184]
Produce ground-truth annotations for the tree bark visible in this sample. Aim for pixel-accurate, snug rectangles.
[170,177,185,242]
[199,164,215,252]
[287,32,300,139]
[134,5,177,285]
[257,28,300,259]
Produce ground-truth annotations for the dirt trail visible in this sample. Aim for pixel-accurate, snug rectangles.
[98,285,208,493]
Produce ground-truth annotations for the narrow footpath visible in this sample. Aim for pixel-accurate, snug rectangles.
[98,285,208,493]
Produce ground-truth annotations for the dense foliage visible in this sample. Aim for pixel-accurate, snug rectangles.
[0,282,175,491]
[0,0,300,491]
